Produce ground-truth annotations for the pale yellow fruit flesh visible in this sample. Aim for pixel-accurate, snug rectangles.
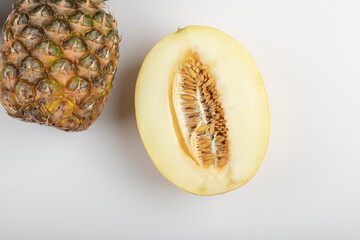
[135,26,270,195]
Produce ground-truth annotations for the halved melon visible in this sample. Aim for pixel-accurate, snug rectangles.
[135,26,270,195]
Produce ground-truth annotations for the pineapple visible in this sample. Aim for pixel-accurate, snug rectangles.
[0,0,120,131]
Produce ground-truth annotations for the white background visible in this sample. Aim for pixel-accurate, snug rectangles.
[0,0,360,239]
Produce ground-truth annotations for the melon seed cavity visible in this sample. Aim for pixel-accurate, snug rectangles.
[172,53,230,168]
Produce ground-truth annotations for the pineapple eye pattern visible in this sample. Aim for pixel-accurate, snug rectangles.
[0,0,120,131]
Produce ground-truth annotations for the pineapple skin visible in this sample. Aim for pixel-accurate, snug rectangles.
[0,0,120,131]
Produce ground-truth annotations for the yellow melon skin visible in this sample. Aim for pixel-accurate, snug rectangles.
[135,26,270,196]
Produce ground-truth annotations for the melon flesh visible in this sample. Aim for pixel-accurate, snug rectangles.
[135,26,270,195]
